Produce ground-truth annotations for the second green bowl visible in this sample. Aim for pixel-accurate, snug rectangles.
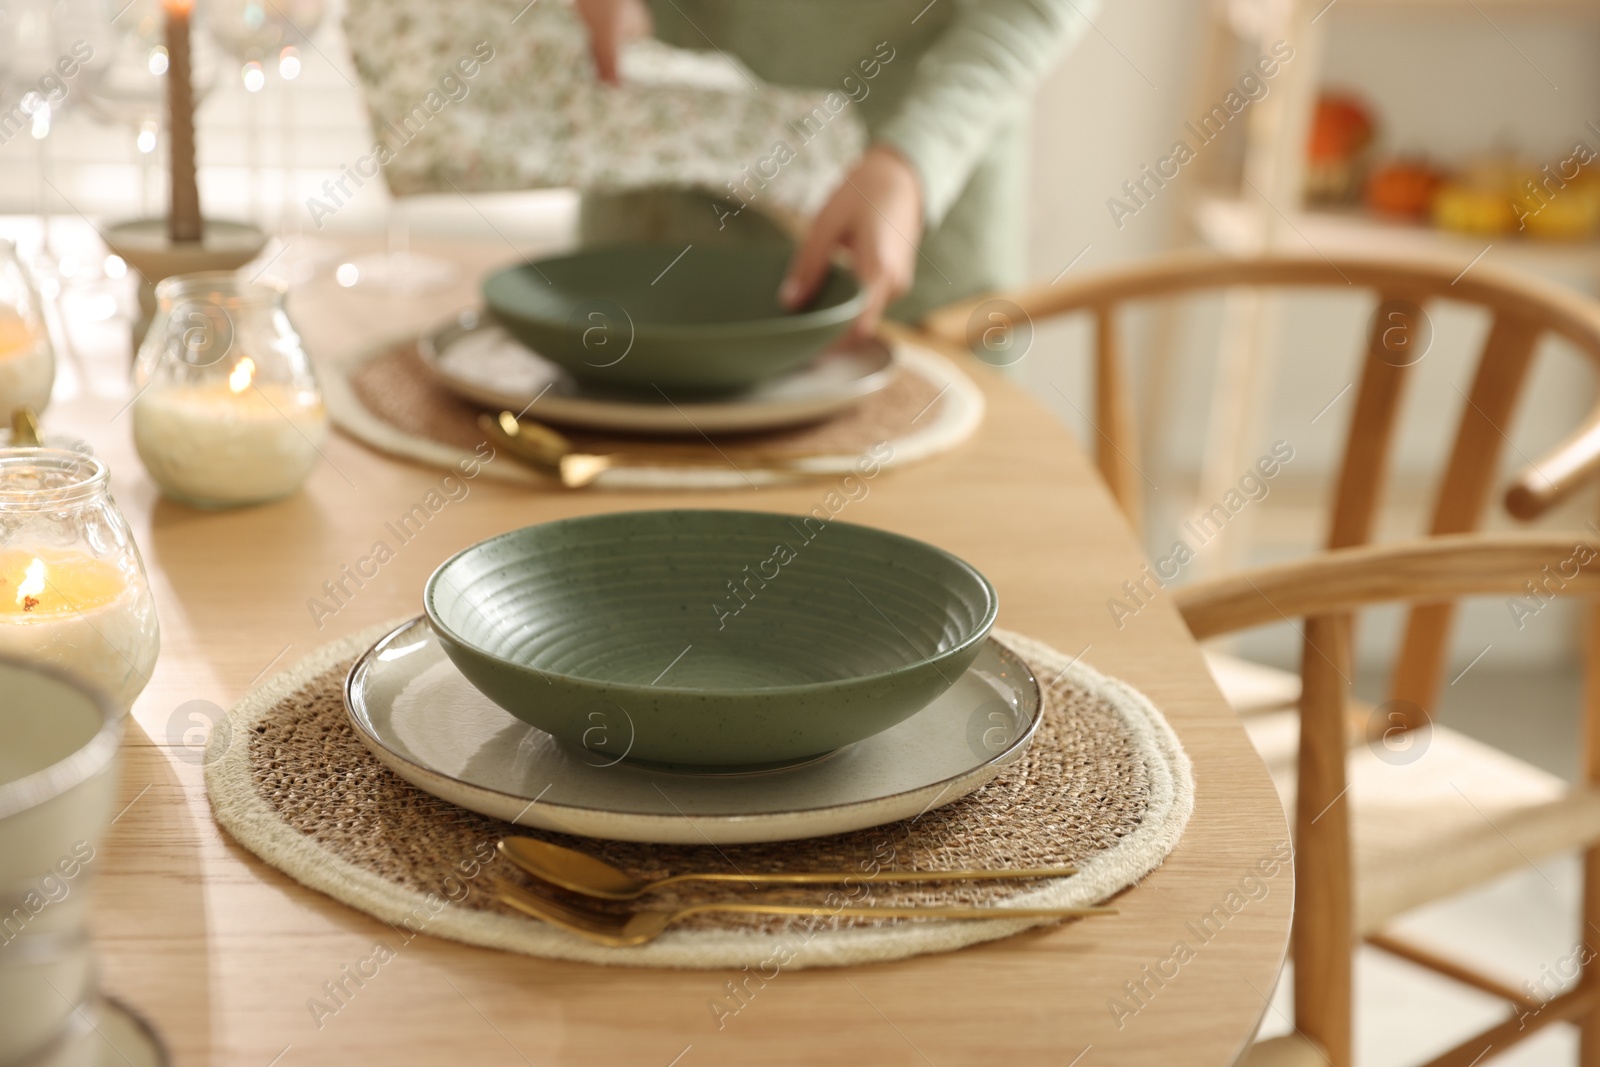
[481,242,866,394]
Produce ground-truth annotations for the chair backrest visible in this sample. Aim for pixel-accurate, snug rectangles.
[924,252,1600,726]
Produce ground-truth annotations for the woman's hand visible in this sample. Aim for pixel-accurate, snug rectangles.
[573,0,652,85]
[781,145,924,341]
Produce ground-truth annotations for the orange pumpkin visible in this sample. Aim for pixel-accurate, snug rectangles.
[1306,93,1377,204]
[1308,94,1375,163]
[1364,159,1445,219]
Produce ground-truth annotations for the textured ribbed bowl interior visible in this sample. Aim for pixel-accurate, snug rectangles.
[427,511,994,691]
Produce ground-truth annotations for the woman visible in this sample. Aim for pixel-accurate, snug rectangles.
[573,0,1096,337]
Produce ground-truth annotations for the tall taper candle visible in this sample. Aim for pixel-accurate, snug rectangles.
[164,0,202,243]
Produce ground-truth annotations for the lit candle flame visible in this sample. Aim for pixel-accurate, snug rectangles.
[16,557,44,611]
[228,357,256,394]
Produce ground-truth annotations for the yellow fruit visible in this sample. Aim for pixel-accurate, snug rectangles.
[1432,182,1515,236]
[1517,175,1600,240]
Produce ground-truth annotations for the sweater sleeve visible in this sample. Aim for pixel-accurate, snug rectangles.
[874,0,1099,225]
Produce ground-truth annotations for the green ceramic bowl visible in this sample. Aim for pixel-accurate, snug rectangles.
[423,510,998,767]
[481,242,866,394]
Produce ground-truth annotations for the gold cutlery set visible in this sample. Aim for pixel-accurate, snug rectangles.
[490,838,1112,947]
[480,411,837,488]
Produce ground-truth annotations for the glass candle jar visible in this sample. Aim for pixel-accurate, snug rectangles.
[132,271,327,509]
[0,449,160,712]
[0,240,56,418]
[0,658,120,1065]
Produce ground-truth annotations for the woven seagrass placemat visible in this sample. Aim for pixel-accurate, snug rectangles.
[206,622,1192,969]
[321,334,985,489]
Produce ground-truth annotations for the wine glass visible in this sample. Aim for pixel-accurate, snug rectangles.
[0,0,121,384]
[0,0,71,277]
[205,0,321,218]
[339,201,462,295]
[205,0,347,282]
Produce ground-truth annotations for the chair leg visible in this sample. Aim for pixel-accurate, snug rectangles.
[1293,615,1355,1066]
[1581,846,1600,1067]
[1580,598,1600,1066]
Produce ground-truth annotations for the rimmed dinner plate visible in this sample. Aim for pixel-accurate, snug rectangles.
[343,617,1042,845]
[417,311,896,435]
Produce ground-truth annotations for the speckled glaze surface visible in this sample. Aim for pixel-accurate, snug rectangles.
[423,510,998,766]
[481,242,866,393]
[344,616,1039,843]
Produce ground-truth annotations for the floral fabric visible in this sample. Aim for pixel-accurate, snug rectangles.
[340,0,864,217]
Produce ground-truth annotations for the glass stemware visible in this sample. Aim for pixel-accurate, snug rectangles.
[341,200,462,295]
[0,0,115,273]
[206,0,324,229]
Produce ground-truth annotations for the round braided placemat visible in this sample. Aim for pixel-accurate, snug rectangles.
[206,621,1192,969]
[321,333,984,490]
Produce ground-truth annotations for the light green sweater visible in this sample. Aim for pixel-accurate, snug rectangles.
[580,0,1097,320]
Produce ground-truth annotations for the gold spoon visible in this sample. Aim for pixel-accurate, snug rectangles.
[497,838,1079,902]
[491,876,1113,948]
[479,411,837,488]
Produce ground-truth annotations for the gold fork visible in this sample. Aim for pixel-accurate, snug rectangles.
[479,411,836,488]
[498,837,1079,901]
[491,877,1114,948]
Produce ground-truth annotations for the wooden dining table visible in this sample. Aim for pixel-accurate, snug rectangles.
[58,233,1292,1066]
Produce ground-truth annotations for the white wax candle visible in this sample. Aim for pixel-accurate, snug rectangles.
[0,311,53,414]
[0,549,158,711]
[132,359,327,507]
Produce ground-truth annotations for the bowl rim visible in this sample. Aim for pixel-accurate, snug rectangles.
[480,242,868,342]
[422,509,999,700]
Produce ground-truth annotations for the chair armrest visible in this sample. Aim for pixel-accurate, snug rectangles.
[1504,404,1600,520]
[1175,532,1600,639]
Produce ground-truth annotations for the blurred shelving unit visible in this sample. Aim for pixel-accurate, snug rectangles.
[1194,193,1600,276]
[1167,0,1600,575]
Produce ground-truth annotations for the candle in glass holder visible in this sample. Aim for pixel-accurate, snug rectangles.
[0,241,54,415]
[132,272,328,508]
[0,451,160,712]
[0,660,119,1065]
[0,550,152,711]
[0,310,52,414]
[134,355,326,507]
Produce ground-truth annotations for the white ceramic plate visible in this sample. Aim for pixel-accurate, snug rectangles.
[343,617,1042,845]
[417,311,896,435]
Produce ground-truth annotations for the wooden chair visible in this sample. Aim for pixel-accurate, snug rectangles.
[1176,534,1600,1067]
[923,252,1600,722]
[922,254,1600,1064]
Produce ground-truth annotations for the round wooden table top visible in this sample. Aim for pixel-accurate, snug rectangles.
[68,236,1290,1066]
